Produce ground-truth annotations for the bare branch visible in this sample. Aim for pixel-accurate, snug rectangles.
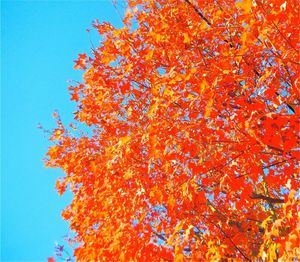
[183,0,212,26]
[250,192,284,203]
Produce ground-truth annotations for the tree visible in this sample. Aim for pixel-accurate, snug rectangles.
[45,0,300,260]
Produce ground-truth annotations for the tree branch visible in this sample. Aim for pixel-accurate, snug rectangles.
[183,0,212,26]
[211,220,251,261]
[250,192,284,203]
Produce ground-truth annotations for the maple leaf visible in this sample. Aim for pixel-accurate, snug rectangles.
[45,0,300,260]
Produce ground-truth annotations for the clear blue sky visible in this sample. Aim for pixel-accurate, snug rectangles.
[1,1,122,261]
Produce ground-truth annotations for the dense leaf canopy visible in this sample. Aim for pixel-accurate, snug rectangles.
[46,0,299,260]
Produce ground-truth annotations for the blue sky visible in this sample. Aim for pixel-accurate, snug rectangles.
[1,1,122,260]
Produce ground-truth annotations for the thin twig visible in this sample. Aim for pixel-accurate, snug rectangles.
[183,0,212,26]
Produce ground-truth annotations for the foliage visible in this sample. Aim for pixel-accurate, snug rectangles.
[46,0,300,260]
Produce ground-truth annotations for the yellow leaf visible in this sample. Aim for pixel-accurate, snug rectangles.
[190,67,197,74]
[200,79,209,94]
[204,96,214,118]
[90,161,97,172]
[261,215,273,229]
[154,33,162,42]
[174,254,184,262]
[148,99,159,118]
[182,182,189,198]
[145,49,154,60]
[183,33,190,44]
[149,186,163,202]
[208,202,216,212]
[243,0,252,13]
[167,195,176,209]
[236,0,252,14]
[163,87,173,97]
[47,146,59,159]
[174,221,184,232]
[268,243,277,261]
[169,74,182,84]
[127,106,133,117]
[119,252,125,262]
[124,169,134,180]
[102,53,115,65]
[200,22,207,30]
[119,136,130,146]
[187,93,197,100]
[152,84,161,96]
[184,225,194,241]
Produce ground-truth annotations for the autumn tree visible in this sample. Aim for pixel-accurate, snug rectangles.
[46,0,300,260]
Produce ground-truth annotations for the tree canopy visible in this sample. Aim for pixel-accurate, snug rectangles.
[46,0,299,260]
